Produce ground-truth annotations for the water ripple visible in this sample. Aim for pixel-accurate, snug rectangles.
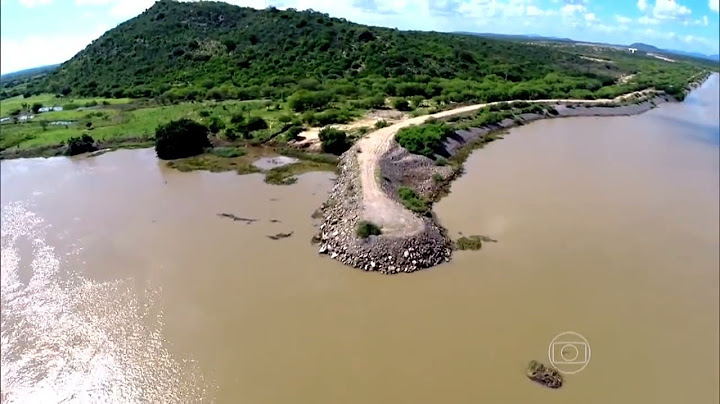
[1,202,213,403]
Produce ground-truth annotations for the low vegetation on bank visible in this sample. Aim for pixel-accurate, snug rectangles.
[397,186,430,215]
[357,221,382,238]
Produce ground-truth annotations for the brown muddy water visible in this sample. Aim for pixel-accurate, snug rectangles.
[2,75,718,404]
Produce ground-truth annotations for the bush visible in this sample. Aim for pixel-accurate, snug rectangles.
[319,127,351,155]
[207,116,225,134]
[284,124,305,141]
[357,221,382,238]
[66,134,97,156]
[31,103,43,113]
[395,122,452,158]
[392,98,412,111]
[311,109,353,126]
[199,110,211,117]
[224,128,239,141]
[375,119,389,129]
[288,90,332,112]
[246,116,268,132]
[397,186,429,215]
[155,118,210,160]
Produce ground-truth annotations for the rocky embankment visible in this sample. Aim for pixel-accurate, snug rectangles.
[315,77,713,274]
[314,147,451,274]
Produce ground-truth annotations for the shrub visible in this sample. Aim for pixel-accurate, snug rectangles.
[66,134,97,156]
[31,103,43,113]
[374,119,389,129]
[284,124,305,141]
[357,221,382,238]
[397,186,429,215]
[207,116,225,134]
[288,90,332,112]
[154,118,210,160]
[199,110,211,117]
[224,128,239,141]
[392,98,412,111]
[278,113,294,123]
[319,127,351,155]
[395,122,452,158]
[432,173,443,183]
[246,116,268,132]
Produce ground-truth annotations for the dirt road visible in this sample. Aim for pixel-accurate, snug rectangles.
[355,90,658,236]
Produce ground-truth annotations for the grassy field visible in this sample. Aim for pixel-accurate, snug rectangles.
[0,96,309,152]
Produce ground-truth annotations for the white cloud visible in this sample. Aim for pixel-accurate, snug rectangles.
[18,0,52,6]
[0,25,108,74]
[703,15,709,24]
[584,12,596,21]
[652,0,692,20]
[561,4,586,15]
[711,0,719,13]
[638,15,660,24]
[526,5,553,16]
[615,15,632,24]
[638,0,648,11]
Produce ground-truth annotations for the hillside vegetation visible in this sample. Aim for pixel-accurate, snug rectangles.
[0,0,712,159]
[19,0,703,104]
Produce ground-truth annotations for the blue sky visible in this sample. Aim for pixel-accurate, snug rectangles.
[1,0,718,74]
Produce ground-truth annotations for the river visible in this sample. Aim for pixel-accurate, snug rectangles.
[1,75,718,403]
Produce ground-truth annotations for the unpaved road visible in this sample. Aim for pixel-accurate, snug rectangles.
[356,90,659,236]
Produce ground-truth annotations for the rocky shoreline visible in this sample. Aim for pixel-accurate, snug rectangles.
[313,82,712,274]
[314,145,452,274]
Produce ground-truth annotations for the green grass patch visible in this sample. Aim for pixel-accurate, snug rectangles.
[166,154,259,173]
[208,146,245,158]
[356,221,382,238]
[276,147,339,165]
[397,186,429,215]
[264,160,335,185]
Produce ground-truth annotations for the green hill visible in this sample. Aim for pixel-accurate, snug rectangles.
[39,0,650,103]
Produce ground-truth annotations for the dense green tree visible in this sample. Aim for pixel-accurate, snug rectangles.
[66,134,97,155]
[318,127,350,155]
[154,118,210,159]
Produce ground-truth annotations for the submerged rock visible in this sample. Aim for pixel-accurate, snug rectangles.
[267,231,294,240]
[526,360,563,389]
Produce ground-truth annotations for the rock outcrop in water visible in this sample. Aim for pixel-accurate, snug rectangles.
[526,360,563,389]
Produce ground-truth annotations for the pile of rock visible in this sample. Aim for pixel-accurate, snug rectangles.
[526,360,563,389]
[314,147,451,274]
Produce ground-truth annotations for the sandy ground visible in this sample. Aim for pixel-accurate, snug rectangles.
[648,53,676,63]
[355,90,659,236]
[293,111,405,151]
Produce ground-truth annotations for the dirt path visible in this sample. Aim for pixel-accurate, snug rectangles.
[355,90,658,236]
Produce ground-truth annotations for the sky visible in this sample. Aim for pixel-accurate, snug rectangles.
[1,0,719,74]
